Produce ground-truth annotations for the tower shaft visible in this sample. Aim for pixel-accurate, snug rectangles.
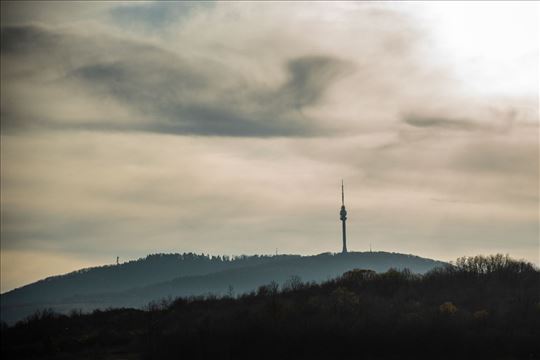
[342,217,347,253]
[340,180,348,254]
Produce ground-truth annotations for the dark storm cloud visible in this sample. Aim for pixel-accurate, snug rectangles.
[0,26,59,53]
[404,116,480,130]
[70,55,348,136]
[283,56,352,109]
[108,2,213,32]
[402,114,514,132]
[1,25,351,137]
[0,1,110,27]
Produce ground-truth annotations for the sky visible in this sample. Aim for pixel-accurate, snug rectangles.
[1,1,538,293]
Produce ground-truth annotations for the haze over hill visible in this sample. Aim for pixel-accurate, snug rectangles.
[1,251,446,324]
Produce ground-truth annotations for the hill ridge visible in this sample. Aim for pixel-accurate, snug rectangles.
[1,251,446,324]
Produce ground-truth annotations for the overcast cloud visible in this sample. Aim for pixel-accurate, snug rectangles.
[1,1,538,292]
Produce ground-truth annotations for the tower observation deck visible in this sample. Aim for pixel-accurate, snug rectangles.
[340,180,348,254]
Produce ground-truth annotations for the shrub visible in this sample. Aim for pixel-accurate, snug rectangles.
[439,301,458,315]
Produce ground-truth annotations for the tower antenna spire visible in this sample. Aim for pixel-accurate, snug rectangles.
[342,179,344,206]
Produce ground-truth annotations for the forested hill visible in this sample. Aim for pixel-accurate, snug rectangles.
[2,255,538,360]
[1,251,446,324]
[2,253,298,305]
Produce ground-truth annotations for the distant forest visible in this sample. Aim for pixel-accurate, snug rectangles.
[2,255,539,359]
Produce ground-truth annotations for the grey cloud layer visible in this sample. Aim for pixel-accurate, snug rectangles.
[1,25,351,137]
[404,116,493,131]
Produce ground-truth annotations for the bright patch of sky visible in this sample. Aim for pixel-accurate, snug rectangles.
[402,2,538,98]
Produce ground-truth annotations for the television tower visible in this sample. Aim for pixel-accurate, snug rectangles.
[340,180,348,254]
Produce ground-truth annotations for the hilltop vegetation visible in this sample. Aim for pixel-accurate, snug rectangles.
[2,255,539,359]
[2,253,299,302]
[1,251,444,324]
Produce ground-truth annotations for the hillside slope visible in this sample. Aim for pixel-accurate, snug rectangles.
[1,251,446,324]
[1,253,297,305]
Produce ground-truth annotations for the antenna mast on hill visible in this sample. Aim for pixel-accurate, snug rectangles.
[340,180,348,254]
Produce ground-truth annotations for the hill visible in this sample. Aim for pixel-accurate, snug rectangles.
[1,255,538,359]
[1,251,446,324]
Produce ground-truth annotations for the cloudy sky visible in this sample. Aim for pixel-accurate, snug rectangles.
[1,1,538,292]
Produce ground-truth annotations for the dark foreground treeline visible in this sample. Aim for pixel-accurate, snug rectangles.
[2,255,539,360]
